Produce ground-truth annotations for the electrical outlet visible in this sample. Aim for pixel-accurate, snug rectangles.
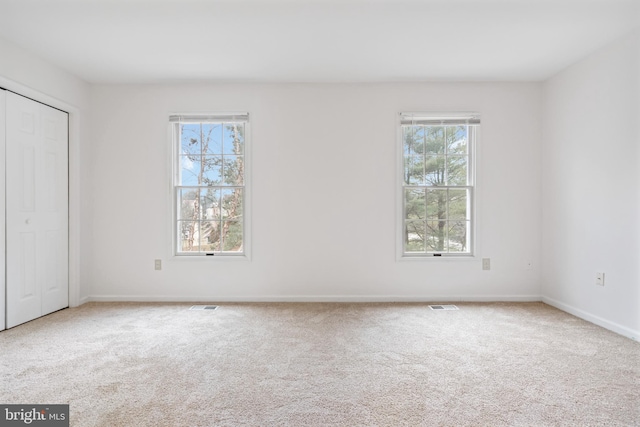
[154,259,162,271]
[482,258,490,270]
[595,272,604,286]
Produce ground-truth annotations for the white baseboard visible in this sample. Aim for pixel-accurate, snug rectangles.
[84,294,542,303]
[77,294,637,341]
[542,296,638,341]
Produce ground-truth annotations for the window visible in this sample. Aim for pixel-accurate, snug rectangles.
[171,113,249,256]
[399,113,479,257]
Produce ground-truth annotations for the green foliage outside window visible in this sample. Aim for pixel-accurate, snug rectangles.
[177,122,245,254]
[403,124,472,254]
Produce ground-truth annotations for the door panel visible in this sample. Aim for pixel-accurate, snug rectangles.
[39,101,68,317]
[45,230,60,291]
[6,92,68,328]
[19,232,38,297]
[44,152,58,210]
[21,145,36,211]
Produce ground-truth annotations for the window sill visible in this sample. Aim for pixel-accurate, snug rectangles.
[172,254,251,262]
[397,254,476,262]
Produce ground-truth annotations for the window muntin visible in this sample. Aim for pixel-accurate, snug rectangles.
[400,114,478,256]
[172,115,248,256]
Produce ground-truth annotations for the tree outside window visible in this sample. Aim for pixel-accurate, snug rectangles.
[172,115,248,256]
[400,114,478,256]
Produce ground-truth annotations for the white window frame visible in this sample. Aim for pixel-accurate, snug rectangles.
[397,112,479,259]
[170,113,251,258]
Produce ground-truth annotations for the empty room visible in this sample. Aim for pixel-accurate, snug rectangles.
[0,0,639,425]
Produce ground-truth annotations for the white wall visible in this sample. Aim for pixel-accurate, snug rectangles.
[0,36,90,306]
[0,37,88,108]
[542,30,640,338]
[88,82,542,301]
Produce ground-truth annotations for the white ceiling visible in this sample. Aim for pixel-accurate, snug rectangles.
[0,0,639,84]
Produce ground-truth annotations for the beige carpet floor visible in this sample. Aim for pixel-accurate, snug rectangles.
[1,302,639,426]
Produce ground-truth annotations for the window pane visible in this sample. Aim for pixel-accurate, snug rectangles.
[221,188,243,219]
[202,124,223,155]
[405,188,425,220]
[202,156,222,185]
[179,221,199,252]
[180,155,201,185]
[223,155,244,186]
[447,221,469,253]
[235,124,245,155]
[426,220,448,252]
[426,189,447,220]
[447,126,468,155]
[222,221,243,251]
[201,188,220,221]
[403,126,425,155]
[404,155,424,185]
[200,221,220,252]
[400,116,475,256]
[174,118,247,256]
[425,126,445,154]
[179,188,200,221]
[403,127,412,155]
[180,124,202,156]
[446,156,467,185]
[425,156,445,185]
[405,220,425,252]
[448,189,468,220]
[223,124,244,155]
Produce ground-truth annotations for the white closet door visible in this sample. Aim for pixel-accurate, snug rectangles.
[0,90,5,331]
[6,92,68,328]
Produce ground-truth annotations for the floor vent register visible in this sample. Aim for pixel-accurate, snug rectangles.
[429,305,459,310]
